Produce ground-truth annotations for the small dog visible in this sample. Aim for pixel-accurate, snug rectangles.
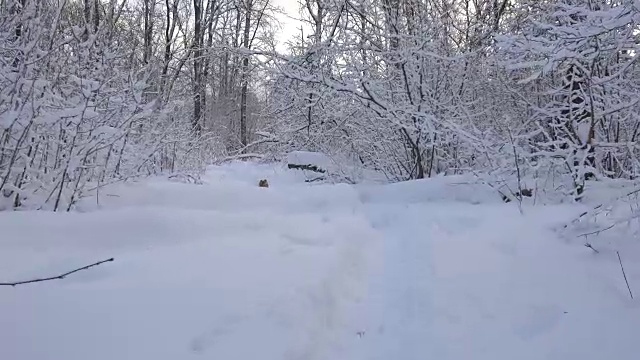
[258,179,269,188]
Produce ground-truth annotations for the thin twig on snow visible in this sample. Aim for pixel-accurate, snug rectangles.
[617,251,633,299]
[0,258,115,287]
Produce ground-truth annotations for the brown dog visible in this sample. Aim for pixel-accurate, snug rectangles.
[258,179,269,188]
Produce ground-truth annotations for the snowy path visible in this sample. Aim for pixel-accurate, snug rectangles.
[353,199,640,360]
[355,204,439,360]
[2,162,640,360]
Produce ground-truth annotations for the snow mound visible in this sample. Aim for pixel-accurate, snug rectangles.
[2,161,640,360]
[356,174,502,205]
[0,162,381,360]
[286,150,335,172]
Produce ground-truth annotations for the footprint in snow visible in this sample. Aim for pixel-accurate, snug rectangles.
[511,304,563,340]
[189,314,245,353]
[282,233,332,247]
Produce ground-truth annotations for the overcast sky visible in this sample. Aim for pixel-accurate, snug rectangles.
[272,0,303,52]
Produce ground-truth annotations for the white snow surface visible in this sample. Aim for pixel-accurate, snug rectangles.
[1,161,639,360]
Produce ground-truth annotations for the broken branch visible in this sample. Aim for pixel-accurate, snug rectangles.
[617,251,633,299]
[0,258,115,287]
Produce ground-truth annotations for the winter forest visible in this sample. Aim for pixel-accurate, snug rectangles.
[1,0,639,211]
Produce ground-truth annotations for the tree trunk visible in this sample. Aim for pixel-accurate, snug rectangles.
[239,0,252,147]
[161,0,178,101]
[83,0,91,40]
[193,0,204,134]
[143,0,154,65]
[93,0,100,33]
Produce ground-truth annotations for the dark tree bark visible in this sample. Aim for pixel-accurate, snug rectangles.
[143,0,155,65]
[239,0,252,147]
[161,0,179,100]
[193,0,204,134]
[93,0,100,33]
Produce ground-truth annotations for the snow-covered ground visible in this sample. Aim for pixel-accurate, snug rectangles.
[1,161,639,360]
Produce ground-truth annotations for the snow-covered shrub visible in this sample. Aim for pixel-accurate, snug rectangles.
[0,1,213,211]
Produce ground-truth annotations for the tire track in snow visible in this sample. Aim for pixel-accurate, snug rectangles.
[278,202,382,360]
[353,203,440,360]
